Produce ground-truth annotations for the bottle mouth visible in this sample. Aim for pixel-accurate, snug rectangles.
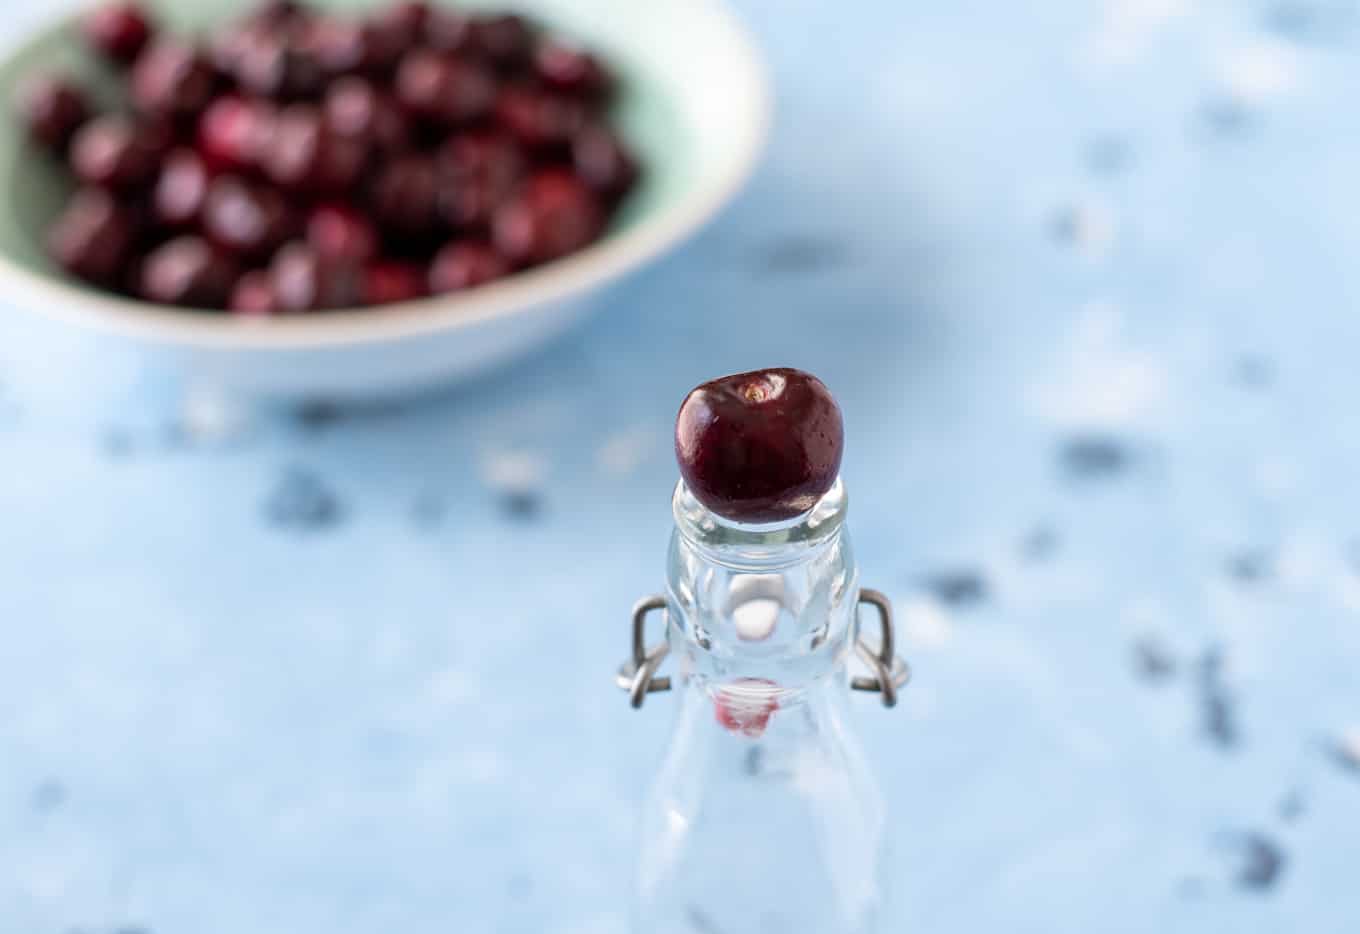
[672,477,848,568]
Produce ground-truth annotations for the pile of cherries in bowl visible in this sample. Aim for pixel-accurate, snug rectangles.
[14,0,640,314]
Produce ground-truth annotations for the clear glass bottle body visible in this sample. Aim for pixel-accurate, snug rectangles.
[632,480,889,934]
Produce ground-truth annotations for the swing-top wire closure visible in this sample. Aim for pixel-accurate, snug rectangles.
[617,589,911,709]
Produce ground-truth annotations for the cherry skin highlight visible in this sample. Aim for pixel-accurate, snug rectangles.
[674,368,844,524]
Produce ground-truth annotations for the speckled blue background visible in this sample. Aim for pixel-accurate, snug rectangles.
[2,0,1359,932]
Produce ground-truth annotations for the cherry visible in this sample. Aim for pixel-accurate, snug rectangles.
[363,260,426,304]
[428,240,509,293]
[436,131,525,230]
[81,3,154,66]
[384,1,430,30]
[131,41,217,123]
[572,125,638,200]
[534,39,613,101]
[262,104,367,194]
[306,202,378,261]
[323,77,410,153]
[492,169,603,266]
[201,174,294,259]
[138,235,238,307]
[14,75,90,151]
[424,7,475,55]
[246,0,307,26]
[47,187,136,286]
[471,14,534,70]
[229,269,278,314]
[495,85,586,151]
[296,16,368,79]
[233,33,325,100]
[152,148,210,229]
[674,368,844,524]
[368,154,441,238]
[270,241,363,311]
[394,50,496,129]
[70,114,162,190]
[196,95,272,172]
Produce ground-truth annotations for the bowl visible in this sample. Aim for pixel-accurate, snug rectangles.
[0,0,768,398]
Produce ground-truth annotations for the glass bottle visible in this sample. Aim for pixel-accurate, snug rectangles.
[618,477,909,934]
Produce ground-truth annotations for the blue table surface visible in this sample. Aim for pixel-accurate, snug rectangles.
[3,0,1360,932]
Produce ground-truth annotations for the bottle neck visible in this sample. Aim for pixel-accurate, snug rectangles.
[665,479,859,736]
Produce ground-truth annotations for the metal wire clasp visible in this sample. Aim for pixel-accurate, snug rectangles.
[618,589,910,710]
[616,595,672,708]
[851,588,911,707]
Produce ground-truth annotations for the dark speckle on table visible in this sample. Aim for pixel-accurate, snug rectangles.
[1324,731,1360,777]
[1177,876,1206,899]
[411,492,447,528]
[294,399,410,432]
[1225,549,1272,585]
[1264,0,1354,40]
[1019,524,1059,562]
[1231,832,1286,891]
[100,428,135,459]
[753,236,851,275]
[1197,95,1254,137]
[500,490,543,520]
[1234,355,1275,390]
[1085,134,1132,175]
[31,778,65,812]
[1197,646,1240,749]
[1131,635,1177,683]
[686,905,727,934]
[507,873,534,901]
[922,569,989,607]
[745,745,764,777]
[263,468,346,532]
[1059,435,1132,482]
[1278,789,1306,822]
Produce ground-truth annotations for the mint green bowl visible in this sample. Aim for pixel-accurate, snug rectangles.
[0,0,768,397]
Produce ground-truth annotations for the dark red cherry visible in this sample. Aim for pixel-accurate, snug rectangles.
[152,148,210,229]
[495,85,585,151]
[130,40,217,122]
[368,154,441,238]
[245,0,306,27]
[534,39,613,101]
[424,7,474,55]
[492,169,603,266]
[674,368,844,524]
[428,239,509,293]
[262,104,367,194]
[229,269,278,315]
[470,14,534,70]
[196,95,272,172]
[306,202,378,262]
[394,50,496,129]
[70,114,162,190]
[233,32,324,100]
[47,187,136,286]
[269,242,363,311]
[201,175,294,259]
[323,77,410,153]
[295,16,367,78]
[14,75,91,151]
[571,125,638,200]
[436,131,525,230]
[81,2,154,66]
[138,235,238,307]
[363,260,426,305]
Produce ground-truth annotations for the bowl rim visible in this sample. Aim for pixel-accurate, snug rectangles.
[0,0,770,351]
